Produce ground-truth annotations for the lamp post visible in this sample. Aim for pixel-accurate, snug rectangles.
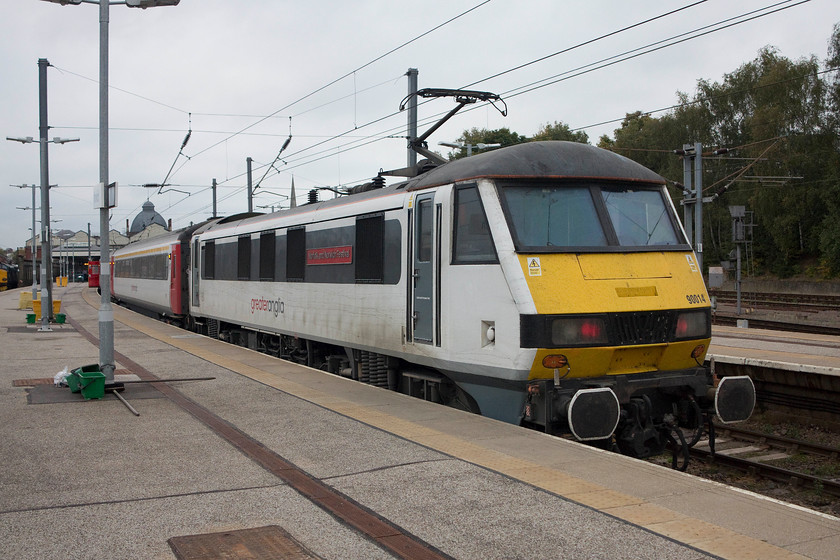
[7,58,79,331]
[13,184,38,300]
[43,0,180,379]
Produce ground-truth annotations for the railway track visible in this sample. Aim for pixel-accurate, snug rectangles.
[709,290,840,311]
[712,314,840,336]
[689,424,840,499]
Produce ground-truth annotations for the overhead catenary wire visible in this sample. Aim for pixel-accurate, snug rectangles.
[69,0,812,175]
[253,117,293,194]
[183,0,494,163]
[226,0,811,183]
[157,113,193,195]
[50,64,190,115]
[57,0,777,195]
[458,0,710,91]
[50,1,818,230]
[49,2,491,204]
[166,0,820,227]
[490,1,810,104]
[144,2,497,205]
[584,62,834,140]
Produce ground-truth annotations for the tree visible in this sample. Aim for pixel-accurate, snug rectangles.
[531,121,589,143]
[818,23,840,275]
[445,127,528,160]
[598,111,685,179]
[448,121,588,160]
[602,42,840,277]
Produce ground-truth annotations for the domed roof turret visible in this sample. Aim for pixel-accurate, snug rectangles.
[130,200,167,234]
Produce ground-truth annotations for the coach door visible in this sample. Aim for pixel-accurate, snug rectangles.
[410,193,438,344]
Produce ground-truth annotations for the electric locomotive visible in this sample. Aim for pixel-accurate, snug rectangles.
[112,141,754,460]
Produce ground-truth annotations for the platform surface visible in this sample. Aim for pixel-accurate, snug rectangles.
[1,284,838,560]
[710,324,840,375]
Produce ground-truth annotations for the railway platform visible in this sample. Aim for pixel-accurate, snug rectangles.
[709,323,840,429]
[709,325,840,374]
[2,284,839,560]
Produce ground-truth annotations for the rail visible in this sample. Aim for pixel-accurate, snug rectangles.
[709,290,840,311]
[688,424,840,499]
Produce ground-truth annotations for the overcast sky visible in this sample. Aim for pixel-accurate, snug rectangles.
[1,0,836,250]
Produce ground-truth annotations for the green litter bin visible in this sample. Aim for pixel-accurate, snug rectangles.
[68,364,102,397]
[67,372,80,392]
[54,313,66,324]
[78,370,105,400]
[26,313,35,324]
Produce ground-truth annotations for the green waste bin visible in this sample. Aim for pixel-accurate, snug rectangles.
[26,314,35,324]
[54,313,66,324]
[78,370,105,400]
[69,364,102,397]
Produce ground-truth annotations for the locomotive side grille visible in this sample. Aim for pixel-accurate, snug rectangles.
[610,311,673,345]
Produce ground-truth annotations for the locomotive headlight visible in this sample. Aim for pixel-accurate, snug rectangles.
[550,316,608,346]
[674,310,710,340]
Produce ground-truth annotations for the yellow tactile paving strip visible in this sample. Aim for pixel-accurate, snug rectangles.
[81,289,808,560]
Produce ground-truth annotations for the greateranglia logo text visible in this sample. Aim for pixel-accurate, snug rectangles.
[250,296,285,317]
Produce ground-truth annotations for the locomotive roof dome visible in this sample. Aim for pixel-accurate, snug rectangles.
[130,200,167,234]
[405,141,665,191]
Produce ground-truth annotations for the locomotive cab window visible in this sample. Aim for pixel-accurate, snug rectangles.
[452,185,498,264]
[498,182,687,252]
[601,188,681,247]
[501,185,606,249]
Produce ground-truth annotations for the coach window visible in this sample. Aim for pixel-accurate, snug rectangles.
[203,240,215,279]
[453,185,498,264]
[356,214,384,283]
[287,227,306,281]
[237,235,251,280]
[259,231,276,281]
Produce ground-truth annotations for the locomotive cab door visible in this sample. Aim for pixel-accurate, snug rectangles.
[410,193,437,344]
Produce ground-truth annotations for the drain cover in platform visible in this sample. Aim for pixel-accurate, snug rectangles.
[168,525,321,559]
